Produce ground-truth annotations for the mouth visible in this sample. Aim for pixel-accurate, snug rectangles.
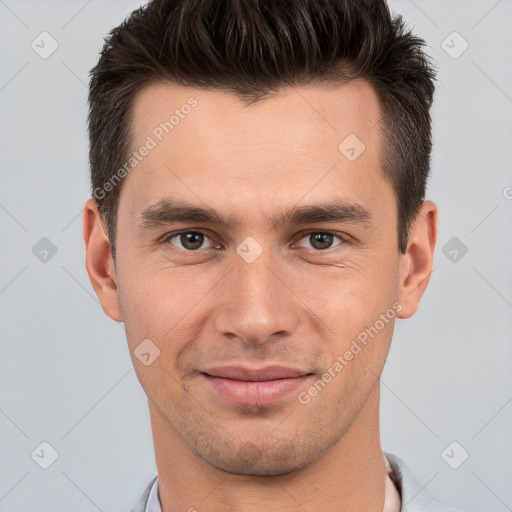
[202,365,314,406]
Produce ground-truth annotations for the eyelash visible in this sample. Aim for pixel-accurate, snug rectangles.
[161,230,348,254]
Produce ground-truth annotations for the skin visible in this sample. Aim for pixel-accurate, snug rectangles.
[83,80,437,511]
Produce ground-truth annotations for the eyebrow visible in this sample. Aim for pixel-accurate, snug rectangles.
[137,198,373,231]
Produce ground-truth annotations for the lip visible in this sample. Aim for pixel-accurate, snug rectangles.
[204,365,309,381]
[202,365,313,406]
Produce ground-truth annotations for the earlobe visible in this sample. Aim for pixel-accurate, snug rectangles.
[396,200,438,319]
[82,198,122,322]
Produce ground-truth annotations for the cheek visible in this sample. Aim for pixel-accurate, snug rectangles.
[303,264,400,379]
[117,264,177,349]
[302,261,399,328]
[117,269,194,404]
[117,261,215,368]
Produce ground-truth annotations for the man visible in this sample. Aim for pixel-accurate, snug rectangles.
[82,0,465,510]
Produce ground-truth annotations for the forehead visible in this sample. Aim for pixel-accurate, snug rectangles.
[129,80,381,154]
[119,80,393,225]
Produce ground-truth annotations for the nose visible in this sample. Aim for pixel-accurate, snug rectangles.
[211,249,301,346]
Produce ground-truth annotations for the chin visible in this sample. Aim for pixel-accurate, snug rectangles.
[196,438,318,476]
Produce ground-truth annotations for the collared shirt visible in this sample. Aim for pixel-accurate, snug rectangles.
[145,475,161,512]
[144,452,401,512]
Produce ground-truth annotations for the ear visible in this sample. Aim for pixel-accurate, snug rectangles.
[396,200,438,319]
[82,198,122,322]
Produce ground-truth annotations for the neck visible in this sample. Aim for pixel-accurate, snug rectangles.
[150,383,385,512]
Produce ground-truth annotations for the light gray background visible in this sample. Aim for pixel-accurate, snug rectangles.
[1,0,511,511]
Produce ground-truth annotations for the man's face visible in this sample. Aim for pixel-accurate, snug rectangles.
[113,81,403,475]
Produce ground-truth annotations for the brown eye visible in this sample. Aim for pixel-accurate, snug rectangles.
[180,232,204,250]
[297,232,344,251]
[167,231,214,251]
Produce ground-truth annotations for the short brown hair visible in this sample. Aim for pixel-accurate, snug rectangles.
[88,0,436,260]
